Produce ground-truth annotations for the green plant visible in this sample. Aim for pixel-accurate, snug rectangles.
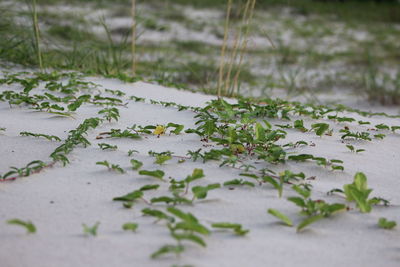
[98,143,118,150]
[378,218,396,230]
[211,222,249,236]
[138,170,165,180]
[96,160,125,173]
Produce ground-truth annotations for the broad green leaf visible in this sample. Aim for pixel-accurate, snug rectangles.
[297,214,324,232]
[267,209,293,226]
[130,159,143,170]
[192,183,220,199]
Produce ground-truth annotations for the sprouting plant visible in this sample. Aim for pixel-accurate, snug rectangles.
[138,170,165,180]
[269,184,346,232]
[311,123,330,137]
[2,160,47,180]
[98,143,118,150]
[7,219,36,234]
[96,160,124,173]
[98,107,120,122]
[343,172,374,213]
[20,131,61,142]
[130,159,143,170]
[211,222,249,236]
[378,218,396,230]
[374,134,386,140]
[122,222,138,232]
[82,222,100,236]
[0,127,6,132]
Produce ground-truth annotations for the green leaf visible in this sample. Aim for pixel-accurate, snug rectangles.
[267,209,293,226]
[185,168,205,183]
[154,155,172,165]
[211,222,249,236]
[7,219,36,234]
[287,197,306,208]
[113,190,143,202]
[138,170,165,180]
[122,223,138,232]
[171,233,206,247]
[130,159,143,170]
[311,123,329,136]
[378,218,397,230]
[297,214,324,232]
[141,208,175,223]
[150,244,184,259]
[139,184,160,191]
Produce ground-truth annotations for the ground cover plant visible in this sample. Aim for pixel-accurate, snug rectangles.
[0,0,400,266]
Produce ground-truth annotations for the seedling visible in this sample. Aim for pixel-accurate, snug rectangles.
[378,218,396,230]
[343,172,374,213]
[82,222,100,236]
[98,107,120,122]
[7,219,36,234]
[311,123,330,137]
[98,143,118,150]
[223,179,255,188]
[96,161,124,173]
[128,149,139,156]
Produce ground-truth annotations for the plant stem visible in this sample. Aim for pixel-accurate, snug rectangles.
[32,0,43,71]
[131,0,137,76]
[217,0,232,98]
[232,0,257,96]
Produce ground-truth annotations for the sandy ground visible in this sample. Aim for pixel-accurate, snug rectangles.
[0,72,399,267]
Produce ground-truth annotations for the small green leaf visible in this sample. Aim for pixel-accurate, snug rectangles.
[130,159,143,170]
[113,190,143,202]
[297,214,324,232]
[267,209,293,226]
[150,244,184,259]
[138,170,165,180]
[7,219,36,234]
[139,184,160,191]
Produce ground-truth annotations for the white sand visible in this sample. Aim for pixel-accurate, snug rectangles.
[0,73,399,267]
